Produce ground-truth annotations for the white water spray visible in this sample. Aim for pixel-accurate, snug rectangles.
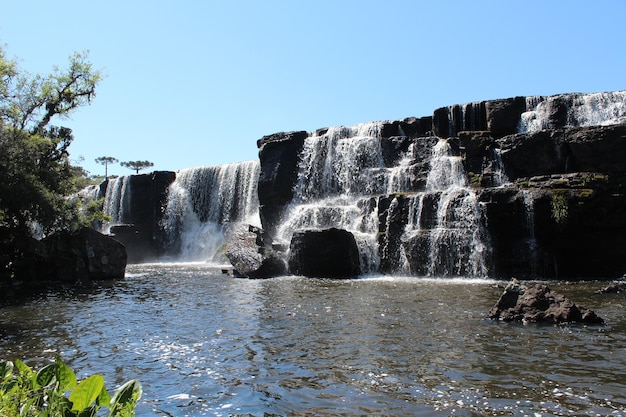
[102,176,131,233]
[162,161,260,262]
[519,91,626,132]
[401,139,489,277]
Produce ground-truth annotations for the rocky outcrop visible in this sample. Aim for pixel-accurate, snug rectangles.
[225,225,286,278]
[288,228,361,278]
[15,227,127,285]
[257,131,307,237]
[433,97,528,139]
[489,281,604,324]
[104,171,176,262]
[473,123,626,279]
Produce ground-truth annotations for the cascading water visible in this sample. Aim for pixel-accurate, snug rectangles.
[277,123,489,277]
[519,90,626,132]
[76,184,102,202]
[279,123,390,273]
[102,176,131,233]
[400,139,489,277]
[161,161,260,262]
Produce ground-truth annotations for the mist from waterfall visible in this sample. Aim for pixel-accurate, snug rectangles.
[161,161,260,262]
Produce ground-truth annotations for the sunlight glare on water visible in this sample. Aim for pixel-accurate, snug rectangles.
[0,263,625,416]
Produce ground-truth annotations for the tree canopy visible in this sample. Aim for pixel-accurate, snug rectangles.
[0,48,101,134]
[95,156,118,178]
[0,44,103,280]
[120,160,154,174]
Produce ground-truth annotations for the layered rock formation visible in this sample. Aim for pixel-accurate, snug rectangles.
[256,91,626,279]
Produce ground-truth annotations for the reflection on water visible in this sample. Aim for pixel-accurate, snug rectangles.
[1,264,625,416]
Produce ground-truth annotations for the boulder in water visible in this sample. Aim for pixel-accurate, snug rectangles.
[225,225,287,278]
[488,280,603,324]
[17,227,127,284]
[595,280,626,294]
[288,228,361,279]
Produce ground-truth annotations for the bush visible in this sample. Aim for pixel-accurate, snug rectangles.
[0,356,141,416]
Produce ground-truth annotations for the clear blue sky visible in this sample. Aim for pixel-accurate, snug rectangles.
[2,1,625,177]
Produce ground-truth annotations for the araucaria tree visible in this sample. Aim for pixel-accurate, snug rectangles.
[95,156,118,178]
[0,44,102,280]
[120,160,154,174]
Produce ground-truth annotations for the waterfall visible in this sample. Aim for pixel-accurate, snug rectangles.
[277,123,489,277]
[102,176,131,233]
[76,184,102,203]
[279,122,401,273]
[519,91,626,132]
[401,139,489,277]
[293,124,388,201]
[161,161,260,262]
[490,148,509,187]
[521,190,538,277]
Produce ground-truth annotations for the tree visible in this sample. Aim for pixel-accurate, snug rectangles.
[95,156,118,179]
[0,49,102,134]
[120,160,154,174]
[0,44,102,280]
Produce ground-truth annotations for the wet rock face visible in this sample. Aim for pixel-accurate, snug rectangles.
[489,282,604,324]
[253,91,626,279]
[257,131,308,238]
[225,225,287,279]
[288,228,361,279]
[103,171,176,262]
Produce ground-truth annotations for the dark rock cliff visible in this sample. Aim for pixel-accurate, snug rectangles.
[104,171,176,263]
[256,91,626,279]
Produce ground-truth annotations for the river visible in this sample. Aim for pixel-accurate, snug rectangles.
[1,263,625,416]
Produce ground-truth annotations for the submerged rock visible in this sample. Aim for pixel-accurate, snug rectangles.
[489,280,604,324]
[596,280,626,294]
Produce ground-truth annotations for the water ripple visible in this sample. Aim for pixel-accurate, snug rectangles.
[0,266,624,416]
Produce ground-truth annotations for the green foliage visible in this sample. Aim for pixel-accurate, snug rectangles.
[120,160,154,174]
[0,357,141,417]
[0,48,102,133]
[467,171,483,188]
[0,43,103,281]
[81,198,111,226]
[550,192,569,224]
[580,172,609,186]
[0,126,75,233]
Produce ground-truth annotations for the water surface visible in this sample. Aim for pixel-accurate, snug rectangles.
[1,263,624,416]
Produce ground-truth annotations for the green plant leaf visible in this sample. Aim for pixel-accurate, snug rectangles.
[14,359,32,377]
[36,363,57,388]
[0,360,13,381]
[108,379,142,417]
[56,356,77,392]
[76,404,98,417]
[69,374,105,412]
[97,385,111,407]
